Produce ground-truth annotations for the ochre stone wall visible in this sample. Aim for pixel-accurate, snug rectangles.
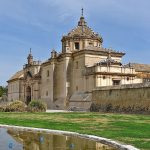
[41,62,55,109]
[7,80,20,101]
[91,83,150,113]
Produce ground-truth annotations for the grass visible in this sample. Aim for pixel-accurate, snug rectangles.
[0,112,149,150]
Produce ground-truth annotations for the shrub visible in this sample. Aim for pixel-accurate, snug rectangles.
[27,100,47,112]
[0,105,6,112]
[5,100,27,112]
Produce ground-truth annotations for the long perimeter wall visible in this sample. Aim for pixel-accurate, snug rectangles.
[91,83,150,113]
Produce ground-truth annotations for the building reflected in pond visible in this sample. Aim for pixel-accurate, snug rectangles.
[7,128,117,150]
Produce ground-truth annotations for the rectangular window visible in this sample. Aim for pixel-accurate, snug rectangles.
[75,42,79,50]
[113,80,120,85]
[89,42,93,46]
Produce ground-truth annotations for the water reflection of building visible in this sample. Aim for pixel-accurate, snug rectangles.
[96,143,117,150]
[0,128,22,150]
[7,128,116,150]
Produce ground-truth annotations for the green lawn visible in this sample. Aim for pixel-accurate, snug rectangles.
[0,112,149,150]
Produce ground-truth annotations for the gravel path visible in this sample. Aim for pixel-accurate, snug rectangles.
[46,110,69,113]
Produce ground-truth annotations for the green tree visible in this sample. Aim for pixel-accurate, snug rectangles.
[0,86,7,97]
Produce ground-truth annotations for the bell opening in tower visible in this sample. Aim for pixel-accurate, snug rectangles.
[75,42,79,50]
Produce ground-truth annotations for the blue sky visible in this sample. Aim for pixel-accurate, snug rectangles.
[0,0,150,86]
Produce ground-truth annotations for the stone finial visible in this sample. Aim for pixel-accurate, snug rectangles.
[51,49,57,58]
[107,51,111,60]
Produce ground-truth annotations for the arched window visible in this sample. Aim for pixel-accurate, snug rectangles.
[26,86,31,105]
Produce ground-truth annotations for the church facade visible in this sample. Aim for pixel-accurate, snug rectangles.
[7,13,149,109]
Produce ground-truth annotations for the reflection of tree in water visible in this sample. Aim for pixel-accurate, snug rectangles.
[7,128,117,150]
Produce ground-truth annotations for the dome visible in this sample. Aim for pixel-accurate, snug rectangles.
[62,16,103,43]
[61,10,104,53]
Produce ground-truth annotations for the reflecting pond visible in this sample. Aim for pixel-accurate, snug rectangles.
[0,127,117,150]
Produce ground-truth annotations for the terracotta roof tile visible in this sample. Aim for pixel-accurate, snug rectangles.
[126,63,150,72]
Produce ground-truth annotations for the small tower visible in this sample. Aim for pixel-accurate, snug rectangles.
[27,48,33,65]
[51,49,57,58]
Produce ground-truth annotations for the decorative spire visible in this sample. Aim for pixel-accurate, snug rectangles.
[78,8,87,26]
[27,48,33,65]
[30,48,32,54]
[81,8,84,16]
